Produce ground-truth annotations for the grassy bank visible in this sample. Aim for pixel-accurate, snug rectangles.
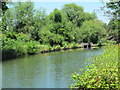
[2,40,106,60]
[71,44,119,89]
[2,42,83,60]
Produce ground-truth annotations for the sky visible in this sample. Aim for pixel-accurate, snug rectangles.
[9,0,110,23]
[34,1,110,23]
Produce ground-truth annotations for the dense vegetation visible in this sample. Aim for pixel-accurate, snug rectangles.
[71,44,119,89]
[1,1,119,89]
[70,1,119,89]
[1,1,118,60]
[104,1,119,43]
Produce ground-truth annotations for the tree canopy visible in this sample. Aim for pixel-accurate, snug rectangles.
[105,0,120,43]
[2,2,112,59]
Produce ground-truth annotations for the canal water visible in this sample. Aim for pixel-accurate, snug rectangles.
[2,48,103,88]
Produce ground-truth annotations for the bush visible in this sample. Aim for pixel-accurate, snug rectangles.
[53,45,61,50]
[26,41,40,54]
[71,45,119,89]
[2,38,27,60]
[62,41,68,48]
[2,33,41,59]
[99,38,107,43]
[107,40,116,44]
[16,33,31,42]
[71,44,79,49]
[39,45,49,52]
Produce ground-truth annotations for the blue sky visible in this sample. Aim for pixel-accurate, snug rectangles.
[34,2,109,23]
[9,0,110,23]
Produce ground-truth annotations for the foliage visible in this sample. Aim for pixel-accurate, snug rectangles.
[1,1,9,31]
[62,3,96,27]
[2,33,40,59]
[2,2,112,60]
[102,0,120,43]
[80,20,107,43]
[107,19,119,42]
[0,1,9,15]
[49,9,62,23]
[2,37,27,59]
[26,40,40,54]
[106,1,120,19]
[71,45,119,89]
[39,45,50,51]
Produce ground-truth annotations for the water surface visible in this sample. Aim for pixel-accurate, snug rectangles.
[2,48,103,88]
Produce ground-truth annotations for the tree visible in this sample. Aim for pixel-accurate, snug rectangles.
[11,2,35,33]
[106,1,120,19]
[105,0,120,43]
[62,3,84,27]
[62,3,97,27]
[107,19,119,41]
[49,9,62,23]
[80,20,106,43]
[0,0,9,31]
[38,26,64,46]
[0,0,8,15]
[31,8,46,40]
[54,9,62,22]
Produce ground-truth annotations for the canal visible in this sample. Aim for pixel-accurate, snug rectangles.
[2,48,103,88]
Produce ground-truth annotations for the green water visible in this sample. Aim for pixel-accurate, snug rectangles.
[2,48,103,88]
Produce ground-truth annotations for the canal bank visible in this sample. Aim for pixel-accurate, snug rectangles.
[40,43,106,53]
[2,43,107,61]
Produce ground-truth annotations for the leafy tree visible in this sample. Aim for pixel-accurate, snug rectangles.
[0,0,9,31]
[0,1,8,15]
[2,8,15,33]
[31,8,46,40]
[9,2,34,33]
[38,23,64,46]
[83,12,97,21]
[106,1,120,19]
[80,20,106,43]
[54,9,62,23]
[62,3,97,27]
[2,1,109,60]
[62,3,84,27]
[100,0,120,43]
[106,1,120,43]
[107,19,119,42]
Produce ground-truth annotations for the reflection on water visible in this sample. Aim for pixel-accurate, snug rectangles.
[2,48,103,88]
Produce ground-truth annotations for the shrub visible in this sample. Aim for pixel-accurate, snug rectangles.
[26,41,40,54]
[71,44,79,49]
[62,41,68,48]
[39,45,49,52]
[71,45,119,89]
[107,40,116,44]
[2,38,27,59]
[53,45,61,50]
[16,33,31,42]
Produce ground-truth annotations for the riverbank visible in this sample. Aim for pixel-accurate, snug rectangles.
[40,43,106,53]
[71,44,119,89]
[2,43,107,60]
